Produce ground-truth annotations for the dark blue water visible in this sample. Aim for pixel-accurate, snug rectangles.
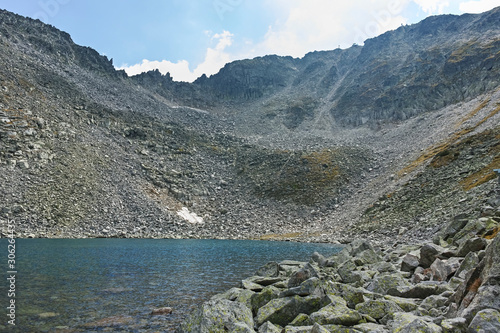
[0,239,341,332]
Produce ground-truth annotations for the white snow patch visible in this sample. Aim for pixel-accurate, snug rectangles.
[177,207,204,224]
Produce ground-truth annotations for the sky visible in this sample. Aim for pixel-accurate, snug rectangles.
[0,0,498,82]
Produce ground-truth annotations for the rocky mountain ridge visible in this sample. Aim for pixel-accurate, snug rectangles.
[0,7,499,243]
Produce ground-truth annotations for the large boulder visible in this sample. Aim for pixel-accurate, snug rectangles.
[251,286,281,313]
[456,237,487,257]
[178,298,254,333]
[309,295,362,326]
[419,243,455,268]
[366,272,410,294]
[255,295,323,327]
[467,309,500,332]
[256,262,280,277]
[454,252,480,280]
[430,257,462,281]
[457,234,500,323]
[401,254,420,272]
[288,263,320,288]
[391,312,442,333]
[355,299,404,320]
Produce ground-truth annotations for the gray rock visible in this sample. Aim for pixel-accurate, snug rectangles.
[457,237,487,257]
[353,322,389,332]
[467,309,500,333]
[337,260,362,284]
[457,234,500,322]
[324,281,366,309]
[430,258,462,282]
[454,252,479,280]
[255,295,323,327]
[289,313,311,326]
[311,252,327,266]
[441,317,467,333]
[401,254,420,272]
[309,295,362,326]
[366,272,410,295]
[288,263,319,288]
[256,262,280,277]
[178,298,254,333]
[242,279,264,291]
[420,243,455,268]
[391,312,443,333]
[258,321,281,333]
[281,277,323,297]
[310,323,330,333]
[251,286,281,313]
[391,281,451,299]
[355,299,404,320]
[420,295,449,311]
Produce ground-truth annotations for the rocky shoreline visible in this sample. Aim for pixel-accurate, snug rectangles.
[177,185,500,332]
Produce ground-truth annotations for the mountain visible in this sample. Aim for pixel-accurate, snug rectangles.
[0,7,499,243]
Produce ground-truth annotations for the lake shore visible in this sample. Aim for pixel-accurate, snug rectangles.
[177,186,500,332]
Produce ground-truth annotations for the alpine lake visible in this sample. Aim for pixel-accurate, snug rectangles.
[0,238,342,332]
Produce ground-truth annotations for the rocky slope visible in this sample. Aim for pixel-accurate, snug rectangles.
[0,7,499,244]
[179,188,500,332]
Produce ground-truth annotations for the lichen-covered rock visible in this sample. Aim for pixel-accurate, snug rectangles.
[256,262,280,277]
[214,287,255,309]
[355,299,404,320]
[324,281,367,309]
[178,298,254,333]
[456,237,487,257]
[289,313,312,326]
[310,323,330,333]
[454,252,479,280]
[419,294,448,311]
[242,279,265,291]
[353,322,390,332]
[251,286,281,313]
[309,295,362,326]
[390,281,451,299]
[281,277,324,298]
[383,295,420,312]
[391,312,442,333]
[258,321,281,333]
[337,259,363,284]
[458,235,500,322]
[255,295,323,327]
[467,309,500,333]
[366,272,410,294]
[440,317,467,332]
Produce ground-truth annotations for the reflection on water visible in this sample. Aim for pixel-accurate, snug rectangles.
[0,238,341,332]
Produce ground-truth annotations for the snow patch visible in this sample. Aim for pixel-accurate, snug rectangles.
[177,207,204,224]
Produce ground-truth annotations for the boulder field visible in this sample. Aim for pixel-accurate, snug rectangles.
[177,187,500,332]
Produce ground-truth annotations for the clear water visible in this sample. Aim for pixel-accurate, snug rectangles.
[0,239,341,332]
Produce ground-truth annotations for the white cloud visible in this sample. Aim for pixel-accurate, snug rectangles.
[241,0,408,59]
[118,31,234,82]
[412,0,450,14]
[459,0,499,13]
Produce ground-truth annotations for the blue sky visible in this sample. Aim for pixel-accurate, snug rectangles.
[0,0,498,81]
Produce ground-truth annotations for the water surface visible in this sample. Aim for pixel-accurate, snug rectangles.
[0,238,341,332]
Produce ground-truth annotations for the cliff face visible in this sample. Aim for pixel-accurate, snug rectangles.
[188,8,500,128]
[0,7,499,242]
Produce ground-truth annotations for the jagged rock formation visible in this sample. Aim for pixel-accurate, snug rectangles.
[0,7,499,243]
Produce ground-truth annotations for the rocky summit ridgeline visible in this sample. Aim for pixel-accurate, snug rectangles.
[178,189,500,332]
[0,7,499,244]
